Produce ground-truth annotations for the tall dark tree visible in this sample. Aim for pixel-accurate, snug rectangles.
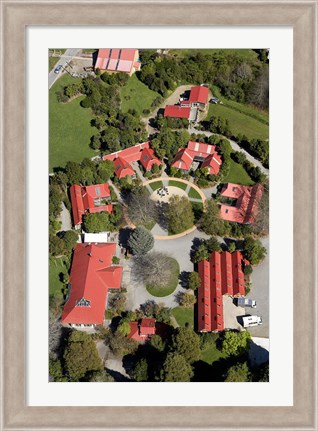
[160,353,193,382]
[128,226,154,255]
[170,327,201,363]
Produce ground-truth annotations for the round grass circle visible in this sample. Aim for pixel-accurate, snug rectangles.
[145,257,180,297]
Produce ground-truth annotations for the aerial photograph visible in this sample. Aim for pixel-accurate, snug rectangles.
[49,48,269,383]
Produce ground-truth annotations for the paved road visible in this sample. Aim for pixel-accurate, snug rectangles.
[245,236,269,337]
[48,48,81,89]
[188,127,269,175]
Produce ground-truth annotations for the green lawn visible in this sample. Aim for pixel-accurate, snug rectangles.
[146,258,179,297]
[188,187,201,199]
[200,344,227,365]
[172,306,194,329]
[49,49,67,72]
[49,74,96,171]
[49,256,69,301]
[206,103,268,140]
[222,158,255,186]
[168,180,187,190]
[120,74,160,116]
[149,180,163,190]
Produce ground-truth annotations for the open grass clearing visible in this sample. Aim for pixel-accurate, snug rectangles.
[49,74,96,171]
[168,180,187,190]
[222,159,255,186]
[146,258,179,297]
[172,306,194,329]
[206,103,268,141]
[120,74,160,116]
[200,344,228,365]
[149,180,163,191]
[188,187,201,199]
[49,256,69,302]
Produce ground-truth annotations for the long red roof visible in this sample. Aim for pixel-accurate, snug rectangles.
[164,105,191,119]
[198,251,245,332]
[171,141,222,174]
[220,183,263,224]
[95,48,139,74]
[61,243,122,325]
[70,184,113,226]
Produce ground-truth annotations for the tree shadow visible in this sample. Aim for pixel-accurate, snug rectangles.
[118,227,133,248]
[179,271,191,289]
[190,237,205,262]
[105,368,131,382]
[155,201,169,231]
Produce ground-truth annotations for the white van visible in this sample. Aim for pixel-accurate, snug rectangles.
[242,315,262,328]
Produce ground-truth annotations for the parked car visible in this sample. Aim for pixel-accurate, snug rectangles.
[54,64,63,74]
[241,315,262,328]
[236,297,257,308]
[210,97,219,104]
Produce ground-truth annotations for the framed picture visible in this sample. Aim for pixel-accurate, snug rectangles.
[1,1,317,430]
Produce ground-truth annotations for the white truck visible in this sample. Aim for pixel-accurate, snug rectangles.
[242,315,262,328]
[236,297,257,308]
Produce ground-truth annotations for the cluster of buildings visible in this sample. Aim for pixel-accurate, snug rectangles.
[164,85,209,121]
[94,48,141,76]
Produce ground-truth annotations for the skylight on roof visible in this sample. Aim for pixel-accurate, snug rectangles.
[96,187,101,196]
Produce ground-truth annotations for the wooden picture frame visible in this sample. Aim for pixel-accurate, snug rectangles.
[1,1,317,430]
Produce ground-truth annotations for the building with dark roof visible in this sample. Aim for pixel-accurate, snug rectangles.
[61,243,122,328]
[198,251,246,332]
[70,183,113,228]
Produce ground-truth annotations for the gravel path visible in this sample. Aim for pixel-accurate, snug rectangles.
[58,202,72,231]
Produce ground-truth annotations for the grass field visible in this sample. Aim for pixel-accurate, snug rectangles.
[188,187,201,199]
[120,74,160,116]
[168,180,187,190]
[206,103,268,140]
[222,159,255,186]
[149,180,163,190]
[49,256,69,301]
[48,49,67,72]
[172,306,194,328]
[200,344,227,365]
[146,258,180,297]
[49,74,96,171]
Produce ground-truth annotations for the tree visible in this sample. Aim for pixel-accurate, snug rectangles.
[150,334,166,352]
[188,272,201,291]
[160,353,193,382]
[205,236,222,253]
[49,359,67,382]
[252,181,269,235]
[49,234,66,256]
[132,358,148,382]
[82,212,112,233]
[127,187,158,226]
[116,320,131,336]
[227,242,236,253]
[168,195,194,235]
[63,331,103,381]
[87,370,114,382]
[179,292,197,308]
[108,291,126,316]
[193,243,210,263]
[225,362,251,382]
[59,230,79,252]
[132,252,176,289]
[97,160,114,182]
[243,236,267,265]
[221,331,251,357]
[170,327,201,363]
[128,226,154,255]
[200,199,228,236]
[107,331,138,356]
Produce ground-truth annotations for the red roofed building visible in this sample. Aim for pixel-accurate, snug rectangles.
[61,243,122,328]
[70,183,113,228]
[219,183,263,224]
[128,318,156,341]
[103,142,161,179]
[95,48,141,76]
[198,251,245,332]
[181,85,209,108]
[171,141,222,175]
[164,105,191,119]
[113,157,136,179]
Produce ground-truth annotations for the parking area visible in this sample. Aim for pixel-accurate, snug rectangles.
[223,296,245,331]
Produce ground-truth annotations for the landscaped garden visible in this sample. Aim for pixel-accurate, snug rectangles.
[168,180,187,190]
[188,187,202,199]
[145,257,180,297]
[172,306,194,328]
[149,180,164,191]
